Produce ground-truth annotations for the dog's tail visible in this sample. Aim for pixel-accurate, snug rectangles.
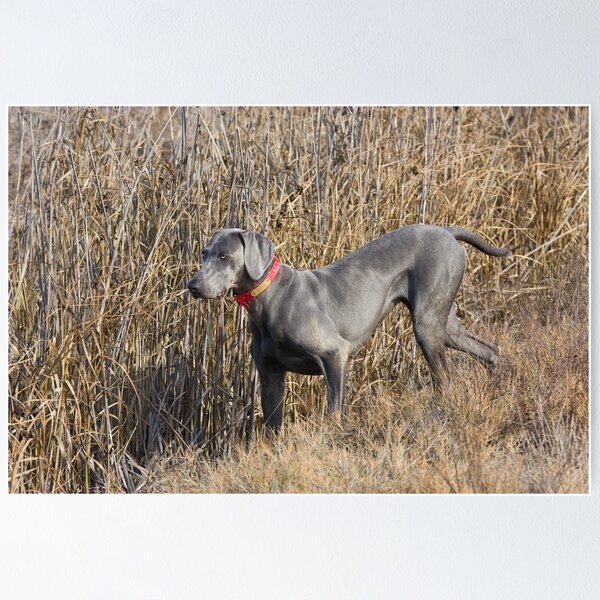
[445,226,510,257]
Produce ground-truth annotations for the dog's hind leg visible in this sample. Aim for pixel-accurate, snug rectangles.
[411,311,449,390]
[444,304,498,368]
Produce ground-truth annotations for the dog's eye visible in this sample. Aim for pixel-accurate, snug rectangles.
[219,254,226,260]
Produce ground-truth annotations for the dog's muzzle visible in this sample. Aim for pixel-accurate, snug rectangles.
[187,280,226,299]
[187,280,203,298]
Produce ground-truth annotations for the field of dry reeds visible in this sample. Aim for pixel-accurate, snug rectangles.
[8,106,588,493]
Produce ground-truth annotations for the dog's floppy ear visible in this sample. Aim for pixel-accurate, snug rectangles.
[240,231,275,280]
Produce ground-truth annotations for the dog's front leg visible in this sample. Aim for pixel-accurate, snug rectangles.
[319,349,350,416]
[250,326,286,434]
[255,361,286,434]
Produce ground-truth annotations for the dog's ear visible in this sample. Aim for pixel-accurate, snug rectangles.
[240,231,275,280]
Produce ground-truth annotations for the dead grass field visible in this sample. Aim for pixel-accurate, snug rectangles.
[8,106,588,493]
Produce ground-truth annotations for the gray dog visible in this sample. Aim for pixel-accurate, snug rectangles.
[188,225,508,432]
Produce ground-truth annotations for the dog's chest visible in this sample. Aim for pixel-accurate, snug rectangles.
[259,331,321,375]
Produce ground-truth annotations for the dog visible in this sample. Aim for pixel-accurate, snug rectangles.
[188,225,508,432]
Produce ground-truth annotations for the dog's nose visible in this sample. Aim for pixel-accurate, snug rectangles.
[188,280,201,295]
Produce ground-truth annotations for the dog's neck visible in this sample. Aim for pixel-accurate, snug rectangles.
[234,257,281,309]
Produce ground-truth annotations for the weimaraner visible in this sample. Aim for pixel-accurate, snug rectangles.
[188,225,509,432]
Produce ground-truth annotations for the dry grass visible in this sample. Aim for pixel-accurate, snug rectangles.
[143,284,589,494]
[8,106,588,493]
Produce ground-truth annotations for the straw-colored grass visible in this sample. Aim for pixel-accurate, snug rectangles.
[8,106,588,493]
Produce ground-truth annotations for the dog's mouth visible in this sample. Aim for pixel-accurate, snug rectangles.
[188,288,228,300]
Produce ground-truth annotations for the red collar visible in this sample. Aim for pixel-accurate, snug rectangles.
[234,256,281,309]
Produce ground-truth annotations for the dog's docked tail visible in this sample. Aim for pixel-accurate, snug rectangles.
[445,226,510,257]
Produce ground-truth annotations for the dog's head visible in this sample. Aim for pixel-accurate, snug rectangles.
[187,229,275,299]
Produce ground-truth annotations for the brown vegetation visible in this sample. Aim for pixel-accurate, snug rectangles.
[8,106,588,493]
